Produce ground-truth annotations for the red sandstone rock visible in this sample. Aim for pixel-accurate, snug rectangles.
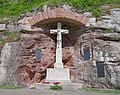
[42,11,48,20]
[47,8,52,18]
[37,12,43,21]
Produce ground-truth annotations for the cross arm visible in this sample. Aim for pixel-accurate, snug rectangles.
[50,29,57,34]
[61,29,69,34]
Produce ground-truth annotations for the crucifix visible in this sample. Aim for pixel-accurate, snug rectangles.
[50,22,69,68]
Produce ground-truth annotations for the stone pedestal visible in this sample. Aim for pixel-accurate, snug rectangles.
[46,68,70,82]
[29,83,83,90]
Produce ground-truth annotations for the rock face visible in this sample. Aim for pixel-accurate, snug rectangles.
[93,35,120,89]
[95,8,120,32]
[0,42,21,85]
[80,32,120,89]
[19,30,55,85]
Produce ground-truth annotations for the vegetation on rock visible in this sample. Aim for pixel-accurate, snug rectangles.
[0,0,119,17]
[0,30,21,50]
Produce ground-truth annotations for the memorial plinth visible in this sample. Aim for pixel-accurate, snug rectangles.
[46,68,70,82]
[46,22,70,82]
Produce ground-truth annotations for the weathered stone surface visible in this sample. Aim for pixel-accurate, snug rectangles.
[91,33,120,89]
[19,14,25,19]
[95,8,120,32]
[94,33,120,41]
[0,33,5,38]
[7,25,15,32]
[32,7,39,12]
[63,5,72,11]
[26,12,36,17]
[17,24,43,32]
[84,12,92,17]
[0,42,21,85]
[110,8,120,17]
[42,5,48,11]
[0,24,5,31]
[86,18,96,27]
[18,17,32,25]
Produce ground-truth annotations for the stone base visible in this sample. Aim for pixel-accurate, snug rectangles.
[46,68,70,82]
[29,83,84,90]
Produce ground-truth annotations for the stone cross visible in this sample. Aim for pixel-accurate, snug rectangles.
[50,22,69,68]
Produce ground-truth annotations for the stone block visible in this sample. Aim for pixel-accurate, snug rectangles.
[56,8,62,18]
[46,68,70,82]
[0,24,5,31]
[64,9,70,19]
[32,17,37,25]
[63,5,72,11]
[47,8,52,18]
[42,11,48,20]
[29,18,34,25]
[36,12,43,21]
[61,83,83,90]
[29,83,51,90]
[51,9,57,18]
[33,16,39,23]
[69,12,75,20]
[27,12,36,17]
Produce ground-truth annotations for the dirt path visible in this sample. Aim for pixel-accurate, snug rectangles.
[0,88,119,95]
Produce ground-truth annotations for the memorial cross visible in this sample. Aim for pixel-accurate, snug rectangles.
[50,22,69,68]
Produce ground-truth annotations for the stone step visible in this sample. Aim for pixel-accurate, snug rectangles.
[29,82,84,90]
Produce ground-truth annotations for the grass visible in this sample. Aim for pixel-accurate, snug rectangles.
[0,0,120,18]
[0,85,22,89]
[82,87,120,94]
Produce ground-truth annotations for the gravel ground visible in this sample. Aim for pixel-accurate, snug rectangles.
[0,88,119,95]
